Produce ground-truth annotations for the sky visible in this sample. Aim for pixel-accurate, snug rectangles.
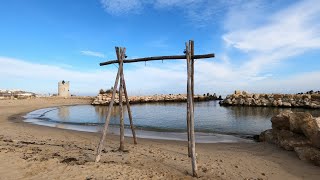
[0,0,320,96]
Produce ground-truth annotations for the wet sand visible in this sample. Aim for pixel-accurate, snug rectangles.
[0,98,319,179]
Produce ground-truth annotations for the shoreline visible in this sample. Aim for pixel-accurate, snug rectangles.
[1,98,320,179]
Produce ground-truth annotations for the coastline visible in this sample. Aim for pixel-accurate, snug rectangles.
[1,98,320,179]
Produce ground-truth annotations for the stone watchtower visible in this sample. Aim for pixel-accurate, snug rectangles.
[58,80,70,97]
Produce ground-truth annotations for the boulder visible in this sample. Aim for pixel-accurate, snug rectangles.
[273,94,283,100]
[260,129,311,151]
[288,112,313,134]
[253,94,260,100]
[272,100,278,106]
[302,94,312,99]
[294,146,320,166]
[259,129,277,143]
[234,90,242,95]
[307,117,320,148]
[283,94,293,99]
[239,98,245,105]
[282,102,291,107]
[225,99,232,105]
[271,110,292,130]
[276,129,311,151]
[311,94,320,101]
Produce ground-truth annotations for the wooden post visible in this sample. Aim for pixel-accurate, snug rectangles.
[186,43,191,157]
[186,42,198,177]
[190,40,195,109]
[187,40,195,158]
[95,47,123,162]
[116,48,137,145]
[118,48,125,151]
[121,68,138,145]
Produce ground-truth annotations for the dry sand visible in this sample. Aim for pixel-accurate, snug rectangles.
[0,98,319,180]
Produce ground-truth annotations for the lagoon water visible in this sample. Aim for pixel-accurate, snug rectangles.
[24,101,320,143]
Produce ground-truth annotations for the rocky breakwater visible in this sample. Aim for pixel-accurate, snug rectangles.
[92,93,222,105]
[220,90,320,109]
[259,111,320,166]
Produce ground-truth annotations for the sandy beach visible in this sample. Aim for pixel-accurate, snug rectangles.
[0,98,319,180]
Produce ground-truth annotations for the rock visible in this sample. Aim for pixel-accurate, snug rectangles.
[272,100,278,106]
[244,98,252,105]
[239,98,245,105]
[253,94,260,100]
[271,111,292,130]
[311,94,320,102]
[219,91,320,108]
[282,102,291,107]
[306,118,320,148]
[284,94,293,99]
[273,94,283,100]
[294,146,320,166]
[235,90,242,95]
[260,129,311,150]
[276,129,311,151]
[225,99,232,105]
[260,111,320,167]
[302,94,312,99]
[288,112,313,134]
[259,129,277,143]
[310,103,320,108]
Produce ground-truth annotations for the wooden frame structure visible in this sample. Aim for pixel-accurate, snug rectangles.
[95,40,214,177]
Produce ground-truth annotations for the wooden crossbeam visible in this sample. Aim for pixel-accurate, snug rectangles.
[96,40,211,177]
[100,53,214,66]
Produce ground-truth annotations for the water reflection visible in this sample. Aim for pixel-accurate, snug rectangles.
[58,106,70,121]
[27,102,320,135]
[225,106,320,118]
[94,105,121,123]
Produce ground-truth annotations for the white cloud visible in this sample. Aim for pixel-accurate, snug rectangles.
[0,56,187,95]
[223,0,320,53]
[153,0,198,8]
[2,1,320,96]
[0,56,116,95]
[220,0,320,82]
[1,53,319,97]
[99,0,244,25]
[81,50,106,58]
[100,0,142,15]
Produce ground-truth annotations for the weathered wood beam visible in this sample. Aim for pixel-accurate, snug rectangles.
[186,42,198,177]
[118,48,125,151]
[121,67,138,145]
[100,53,215,66]
[95,47,122,163]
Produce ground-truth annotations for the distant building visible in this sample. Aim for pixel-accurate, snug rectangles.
[58,80,70,97]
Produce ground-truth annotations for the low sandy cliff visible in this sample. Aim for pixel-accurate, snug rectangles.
[220,90,320,108]
[260,111,320,166]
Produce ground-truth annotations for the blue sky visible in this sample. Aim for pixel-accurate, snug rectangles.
[1,0,320,96]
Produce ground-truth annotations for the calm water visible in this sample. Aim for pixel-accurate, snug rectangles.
[24,101,320,142]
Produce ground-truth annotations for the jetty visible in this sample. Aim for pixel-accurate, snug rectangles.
[220,90,320,109]
[92,93,222,105]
